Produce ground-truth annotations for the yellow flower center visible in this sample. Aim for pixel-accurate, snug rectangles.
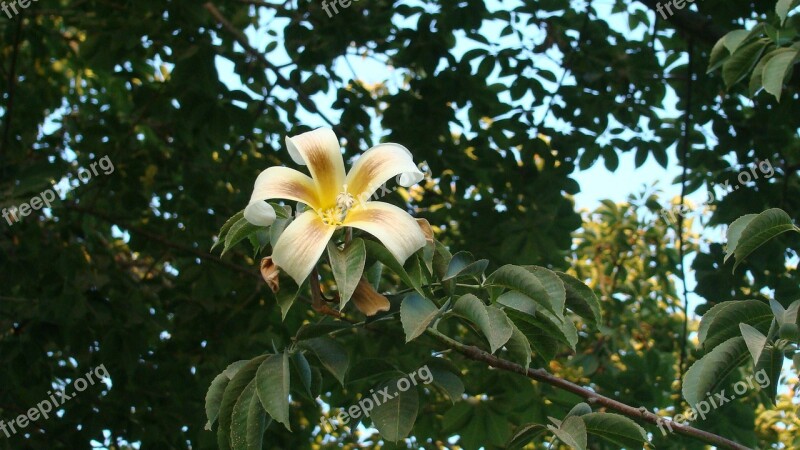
[319,188,357,226]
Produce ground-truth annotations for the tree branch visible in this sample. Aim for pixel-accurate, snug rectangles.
[236,0,292,14]
[202,2,345,136]
[62,203,262,280]
[637,0,726,45]
[426,328,750,450]
[1,13,24,177]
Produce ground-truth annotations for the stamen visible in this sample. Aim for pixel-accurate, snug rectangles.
[319,186,356,226]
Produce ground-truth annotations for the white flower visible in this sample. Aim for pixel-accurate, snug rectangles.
[244,127,426,284]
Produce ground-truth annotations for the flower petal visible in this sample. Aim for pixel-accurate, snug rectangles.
[260,257,280,293]
[343,201,426,264]
[244,166,320,226]
[244,201,277,226]
[272,211,336,284]
[351,277,390,316]
[286,128,346,207]
[345,143,424,201]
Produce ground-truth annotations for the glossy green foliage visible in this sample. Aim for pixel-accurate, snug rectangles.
[1,0,800,449]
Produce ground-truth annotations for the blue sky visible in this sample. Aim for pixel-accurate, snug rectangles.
[213,0,716,320]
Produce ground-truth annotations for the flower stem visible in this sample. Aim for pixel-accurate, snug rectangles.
[310,267,344,319]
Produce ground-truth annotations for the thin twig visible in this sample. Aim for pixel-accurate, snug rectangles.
[535,2,591,131]
[1,13,24,176]
[426,328,750,450]
[62,203,262,280]
[309,267,348,319]
[236,0,291,14]
[202,2,345,136]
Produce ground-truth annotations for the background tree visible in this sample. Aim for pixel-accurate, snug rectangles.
[1,0,798,448]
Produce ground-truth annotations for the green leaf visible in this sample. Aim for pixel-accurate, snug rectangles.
[506,423,549,449]
[682,337,749,408]
[247,229,269,259]
[443,251,489,281]
[564,403,592,419]
[442,401,474,434]
[777,0,800,24]
[732,208,799,270]
[739,323,769,365]
[505,321,532,370]
[722,38,770,89]
[268,202,292,219]
[217,355,268,450]
[511,314,560,363]
[212,210,245,251]
[400,293,439,342]
[295,320,353,341]
[246,385,270,450]
[707,37,730,73]
[255,352,291,430]
[699,300,773,350]
[223,360,250,379]
[291,352,313,398]
[762,48,798,101]
[543,307,578,349]
[407,253,430,292]
[506,308,577,351]
[548,416,587,450]
[346,358,400,384]
[364,239,422,295]
[222,217,262,256]
[783,299,800,324]
[299,337,349,385]
[722,29,753,54]
[327,238,367,309]
[698,301,737,343]
[487,265,558,317]
[269,217,290,248]
[365,261,383,288]
[523,266,566,317]
[724,214,757,262]
[453,294,514,353]
[429,366,465,403]
[556,272,602,328]
[770,298,787,322]
[229,380,253,450]
[275,279,306,321]
[497,291,537,316]
[205,373,231,430]
[755,344,783,403]
[371,379,419,441]
[779,322,800,340]
[749,48,777,95]
[581,412,649,449]
[230,380,264,450]
[432,241,453,281]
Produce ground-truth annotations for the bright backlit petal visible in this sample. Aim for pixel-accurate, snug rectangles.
[272,210,336,284]
[244,167,320,226]
[345,143,424,201]
[244,201,277,226]
[286,128,346,207]
[343,202,426,264]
